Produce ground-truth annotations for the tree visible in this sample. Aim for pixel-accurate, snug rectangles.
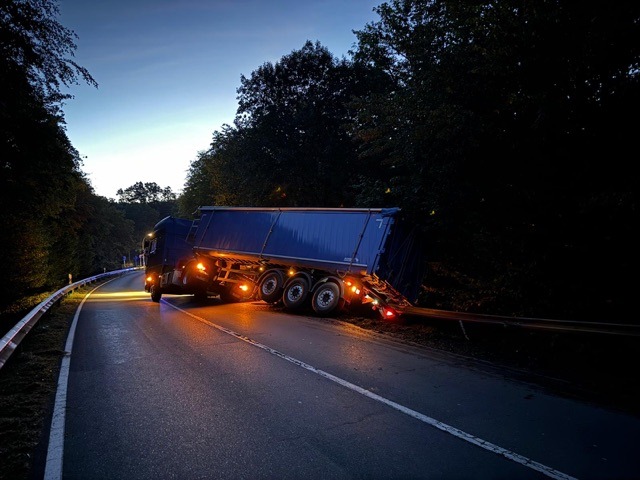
[116,181,177,203]
[85,195,135,272]
[116,200,177,248]
[0,0,96,111]
[178,150,215,216]
[183,41,372,208]
[0,0,97,306]
[0,74,88,303]
[352,0,640,318]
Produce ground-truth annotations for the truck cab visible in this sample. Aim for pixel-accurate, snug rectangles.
[144,215,256,303]
[144,216,194,301]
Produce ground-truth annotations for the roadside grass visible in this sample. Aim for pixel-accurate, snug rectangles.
[0,288,89,480]
[0,293,55,339]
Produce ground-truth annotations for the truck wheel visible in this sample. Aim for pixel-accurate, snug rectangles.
[311,282,343,316]
[282,277,309,309]
[259,271,284,303]
[150,284,162,302]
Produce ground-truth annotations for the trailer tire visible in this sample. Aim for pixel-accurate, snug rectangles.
[311,282,343,316]
[150,284,162,302]
[259,271,284,303]
[282,277,309,310]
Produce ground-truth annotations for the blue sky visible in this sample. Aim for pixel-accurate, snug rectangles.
[59,0,381,199]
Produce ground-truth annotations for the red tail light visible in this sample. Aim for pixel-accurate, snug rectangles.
[381,307,397,319]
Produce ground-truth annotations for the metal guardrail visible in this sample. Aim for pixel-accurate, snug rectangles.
[0,268,139,370]
[2,267,637,371]
[401,306,640,337]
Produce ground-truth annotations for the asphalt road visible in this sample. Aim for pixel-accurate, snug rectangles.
[52,271,639,479]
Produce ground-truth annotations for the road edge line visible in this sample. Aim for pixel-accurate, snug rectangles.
[43,280,116,480]
[166,300,579,480]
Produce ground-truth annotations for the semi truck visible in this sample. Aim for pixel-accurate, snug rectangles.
[144,206,424,318]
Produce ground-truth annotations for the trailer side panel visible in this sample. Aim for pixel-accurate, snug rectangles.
[192,207,399,274]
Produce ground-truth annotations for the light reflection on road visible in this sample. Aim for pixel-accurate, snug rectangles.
[86,291,150,302]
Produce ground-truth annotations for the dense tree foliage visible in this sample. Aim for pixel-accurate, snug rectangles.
[178,150,213,216]
[116,181,177,204]
[181,1,639,319]
[180,41,384,212]
[0,0,145,309]
[349,0,639,318]
[0,0,96,111]
[114,182,179,260]
[115,184,179,251]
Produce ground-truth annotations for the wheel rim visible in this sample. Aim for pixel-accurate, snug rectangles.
[317,289,335,308]
[262,277,277,296]
[287,283,304,302]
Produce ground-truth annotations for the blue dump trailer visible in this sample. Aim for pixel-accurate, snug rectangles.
[144,207,424,318]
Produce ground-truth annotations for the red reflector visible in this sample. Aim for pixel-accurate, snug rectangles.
[382,307,397,318]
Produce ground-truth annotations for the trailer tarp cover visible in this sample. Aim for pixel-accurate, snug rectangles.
[192,207,423,303]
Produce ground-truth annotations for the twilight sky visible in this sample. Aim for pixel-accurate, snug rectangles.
[59,0,381,199]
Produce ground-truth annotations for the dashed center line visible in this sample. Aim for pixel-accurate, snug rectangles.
[167,300,578,480]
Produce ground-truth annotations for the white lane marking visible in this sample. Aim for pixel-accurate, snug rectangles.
[44,281,117,480]
[167,301,578,480]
